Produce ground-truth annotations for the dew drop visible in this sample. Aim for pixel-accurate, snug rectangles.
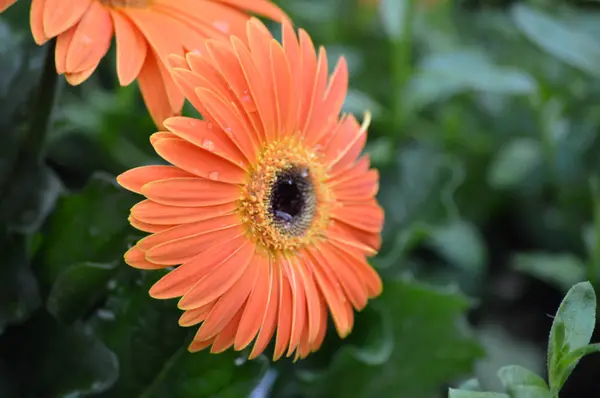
[82,35,93,45]
[208,171,219,181]
[201,139,215,152]
[207,122,213,130]
[188,119,198,127]
[213,21,230,33]
[224,127,233,135]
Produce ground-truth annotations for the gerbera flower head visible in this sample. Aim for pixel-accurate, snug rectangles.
[117,18,384,361]
[0,0,287,127]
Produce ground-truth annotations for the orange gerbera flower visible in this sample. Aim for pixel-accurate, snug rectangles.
[117,18,384,360]
[0,0,286,127]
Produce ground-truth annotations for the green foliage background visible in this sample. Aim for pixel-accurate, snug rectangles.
[1,0,600,397]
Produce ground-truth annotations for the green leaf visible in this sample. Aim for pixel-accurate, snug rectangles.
[37,172,136,286]
[404,49,536,111]
[94,270,188,397]
[507,386,552,398]
[511,4,600,78]
[0,234,41,334]
[511,252,586,292]
[379,0,411,40]
[457,378,482,391]
[299,279,484,398]
[487,138,542,190]
[47,261,118,324]
[497,365,548,389]
[448,389,509,398]
[547,281,596,391]
[428,220,486,273]
[11,313,118,397]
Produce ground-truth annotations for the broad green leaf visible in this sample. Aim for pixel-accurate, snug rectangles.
[404,49,536,111]
[47,261,118,324]
[299,279,484,398]
[511,4,600,78]
[497,365,548,389]
[428,220,486,273]
[10,313,118,397]
[487,138,542,190]
[448,389,508,398]
[508,386,552,398]
[511,252,586,292]
[547,281,596,391]
[37,172,136,286]
[0,234,40,334]
[379,0,411,40]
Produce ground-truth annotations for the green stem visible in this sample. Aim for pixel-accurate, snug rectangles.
[589,177,600,284]
[21,39,61,163]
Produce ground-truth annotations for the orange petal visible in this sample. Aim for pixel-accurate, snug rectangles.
[295,257,321,344]
[178,240,256,310]
[137,52,178,128]
[282,20,302,130]
[330,241,383,298]
[297,29,317,136]
[188,337,215,353]
[301,46,328,141]
[270,39,292,138]
[305,249,352,338]
[116,165,193,194]
[110,9,147,86]
[145,221,243,265]
[124,245,168,270]
[141,177,240,207]
[330,200,384,234]
[331,169,379,201]
[273,259,293,361]
[0,0,16,13]
[164,116,247,166]
[179,303,214,327]
[194,261,259,341]
[149,234,247,299]
[129,216,174,233]
[211,308,245,353]
[328,219,381,254]
[313,243,368,311]
[65,2,112,74]
[55,25,75,74]
[131,200,235,225]
[248,258,280,360]
[153,137,246,184]
[213,0,288,22]
[30,0,49,45]
[234,252,270,350]
[65,65,97,85]
[43,0,90,38]
[285,256,307,358]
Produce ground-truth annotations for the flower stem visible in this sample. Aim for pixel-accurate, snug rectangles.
[21,39,61,164]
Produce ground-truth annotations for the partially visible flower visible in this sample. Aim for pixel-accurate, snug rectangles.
[0,0,287,127]
[118,19,384,360]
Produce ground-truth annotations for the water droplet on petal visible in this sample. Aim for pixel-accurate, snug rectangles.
[224,127,232,136]
[213,21,229,33]
[208,171,219,181]
[188,119,198,127]
[201,139,215,152]
[82,35,93,45]
[207,122,213,130]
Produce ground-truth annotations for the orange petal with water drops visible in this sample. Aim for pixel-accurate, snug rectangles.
[177,240,255,310]
[194,87,259,163]
[153,137,246,184]
[248,259,280,359]
[150,234,247,299]
[211,308,245,353]
[131,200,235,225]
[30,0,48,45]
[141,177,240,207]
[194,262,259,341]
[273,260,293,361]
[164,117,248,167]
[178,303,214,327]
[138,52,178,128]
[234,252,270,350]
[168,67,209,118]
[331,200,384,234]
[110,9,147,86]
[145,222,242,265]
[117,165,193,194]
[65,2,112,73]
[129,216,174,233]
[43,0,90,38]
[124,246,168,270]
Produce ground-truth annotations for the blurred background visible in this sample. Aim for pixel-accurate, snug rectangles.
[1,0,600,397]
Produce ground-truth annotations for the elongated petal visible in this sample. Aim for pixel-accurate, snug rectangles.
[43,0,91,38]
[111,9,147,86]
[117,165,194,194]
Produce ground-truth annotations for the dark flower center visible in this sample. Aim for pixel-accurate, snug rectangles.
[270,166,316,237]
